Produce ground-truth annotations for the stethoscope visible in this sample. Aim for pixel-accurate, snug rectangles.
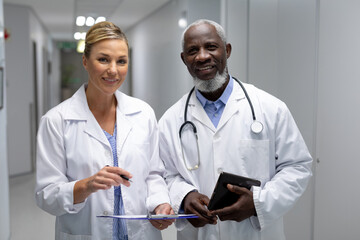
[179,77,263,171]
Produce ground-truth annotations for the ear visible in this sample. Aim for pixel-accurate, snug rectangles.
[180,52,186,65]
[226,43,232,59]
[82,55,88,70]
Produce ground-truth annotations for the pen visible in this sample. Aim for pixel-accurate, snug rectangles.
[120,175,132,182]
[105,165,132,182]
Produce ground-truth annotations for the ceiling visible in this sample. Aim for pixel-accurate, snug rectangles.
[3,0,171,41]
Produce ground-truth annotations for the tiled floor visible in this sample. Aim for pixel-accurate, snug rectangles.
[9,173,176,240]
[9,173,55,240]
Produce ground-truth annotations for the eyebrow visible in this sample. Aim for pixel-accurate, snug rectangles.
[97,53,127,58]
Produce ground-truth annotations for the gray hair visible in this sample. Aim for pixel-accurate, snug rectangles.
[181,19,227,50]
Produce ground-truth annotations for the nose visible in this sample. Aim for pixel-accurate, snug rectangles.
[107,61,117,75]
[195,48,210,62]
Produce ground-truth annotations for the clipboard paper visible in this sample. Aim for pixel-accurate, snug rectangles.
[97,214,198,220]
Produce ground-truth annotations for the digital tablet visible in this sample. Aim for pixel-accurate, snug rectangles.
[207,172,261,210]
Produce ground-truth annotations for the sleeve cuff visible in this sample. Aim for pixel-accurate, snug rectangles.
[60,180,86,213]
[169,181,197,213]
[252,185,264,230]
[146,192,171,213]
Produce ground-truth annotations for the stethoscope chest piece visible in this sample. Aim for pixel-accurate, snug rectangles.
[251,120,263,134]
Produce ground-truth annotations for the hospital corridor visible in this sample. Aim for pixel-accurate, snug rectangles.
[1,0,360,239]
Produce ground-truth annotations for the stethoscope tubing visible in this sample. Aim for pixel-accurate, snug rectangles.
[178,76,263,171]
[180,77,262,135]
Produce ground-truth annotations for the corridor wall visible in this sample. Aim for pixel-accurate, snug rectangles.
[0,0,10,239]
[4,3,51,176]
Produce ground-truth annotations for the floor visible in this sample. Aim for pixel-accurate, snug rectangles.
[9,173,176,240]
[9,173,55,239]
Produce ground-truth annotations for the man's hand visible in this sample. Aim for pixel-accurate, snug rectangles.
[211,184,256,222]
[183,191,217,227]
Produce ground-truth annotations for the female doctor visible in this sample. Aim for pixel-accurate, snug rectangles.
[35,21,173,240]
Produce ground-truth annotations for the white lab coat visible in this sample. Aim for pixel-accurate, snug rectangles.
[35,85,170,240]
[159,78,313,240]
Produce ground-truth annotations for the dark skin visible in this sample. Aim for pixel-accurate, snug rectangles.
[183,192,217,227]
[181,22,231,101]
[181,22,256,227]
[211,185,256,222]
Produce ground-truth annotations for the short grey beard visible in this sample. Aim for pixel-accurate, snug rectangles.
[193,69,228,93]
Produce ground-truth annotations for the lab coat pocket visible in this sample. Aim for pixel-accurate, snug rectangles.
[231,139,270,185]
[128,220,161,240]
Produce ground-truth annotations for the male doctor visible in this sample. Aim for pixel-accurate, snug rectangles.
[158,19,313,240]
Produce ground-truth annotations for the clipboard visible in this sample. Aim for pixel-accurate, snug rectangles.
[97,213,198,220]
[207,172,261,210]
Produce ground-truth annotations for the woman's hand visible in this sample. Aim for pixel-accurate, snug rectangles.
[149,203,175,230]
[73,166,132,204]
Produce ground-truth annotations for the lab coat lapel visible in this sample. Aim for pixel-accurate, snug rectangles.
[217,83,246,131]
[188,93,216,132]
[114,91,136,156]
[64,85,109,147]
[83,115,110,147]
[115,110,132,156]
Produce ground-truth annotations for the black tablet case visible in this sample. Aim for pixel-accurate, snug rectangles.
[207,172,261,210]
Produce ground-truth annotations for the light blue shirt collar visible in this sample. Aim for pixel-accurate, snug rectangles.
[195,76,234,106]
[195,76,234,128]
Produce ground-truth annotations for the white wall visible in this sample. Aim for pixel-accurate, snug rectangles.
[221,0,248,82]
[0,0,10,238]
[314,0,360,239]
[4,4,34,176]
[4,4,51,176]
[275,1,317,239]
[48,40,61,109]
[126,0,220,119]
[29,8,51,119]
[126,0,189,119]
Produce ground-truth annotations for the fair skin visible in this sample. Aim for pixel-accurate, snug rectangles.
[74,38,174,230]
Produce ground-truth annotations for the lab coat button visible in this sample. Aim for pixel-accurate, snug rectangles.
[103,211,108,216]
[217,168,223,174]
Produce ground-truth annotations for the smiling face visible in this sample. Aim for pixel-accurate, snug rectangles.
[83,39,129,97]
[181,23,231,82]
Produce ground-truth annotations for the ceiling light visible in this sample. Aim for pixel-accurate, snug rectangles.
[95,16,106,24]
[86,17,95,26]
[178,11,187,29]
[178,18,187,28]
[74,32,82,40]
[77,40,85,53]
[76,16,86,26]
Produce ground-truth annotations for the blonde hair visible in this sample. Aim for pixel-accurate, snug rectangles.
[83,21,129,58]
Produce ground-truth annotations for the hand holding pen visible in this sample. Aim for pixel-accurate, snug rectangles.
[73,166,133,204]
[105,165,133,186]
